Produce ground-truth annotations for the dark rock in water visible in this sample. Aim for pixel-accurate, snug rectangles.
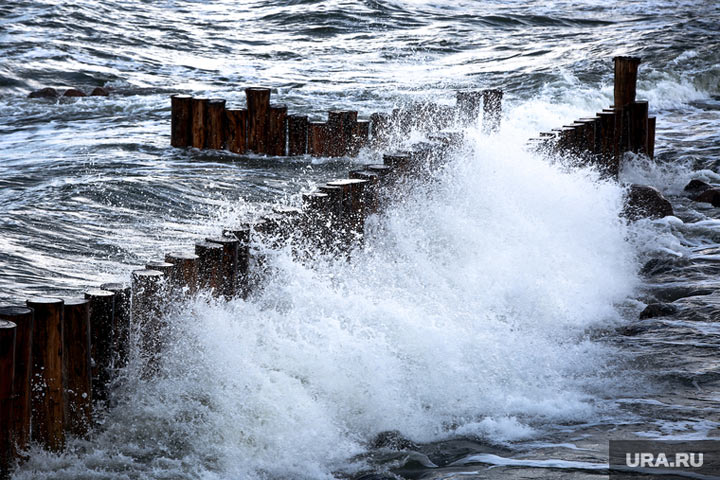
[623,184,674,220]
[28,87,59,98]
[639,303,678,319]
[63,88,87,97]
[618,324,650,336]
[372,430,418,451]
[692,188,720,207]
[90,87,109,96]
[684,179,712,195]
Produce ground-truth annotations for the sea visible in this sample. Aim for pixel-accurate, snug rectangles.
[1,0,719,478]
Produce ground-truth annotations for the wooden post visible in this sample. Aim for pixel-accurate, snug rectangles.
[327,111,357,157]
[647,116,656,159]
[225,108,248,154]
[308,121,329,157]
[205,99,227,150]
[597,111,616,170]
[170,94,192,147]
[628,101,648,154]
[222,225,251,298]
[383,152,411,173]
[206,236,239,299]
[131,270,164,374]
[0,320,15,479]
[164,253,199,294]
[326,179,368,240]
[349,170,380,214]
[613,56,641,109]
[288,115,308,156]
[84,289,115,402]
[482,89,503,133]
[0,307,32,454]
[349,120,369,156]
[456,91,483,124]
[245,87,271,154]
[370,112,390,146]
[268,104,288,156]
[191,97,209,149]
[61,298,91,436]
[26,297,64,452]
[195,242,224,295]
[99,283,131,370]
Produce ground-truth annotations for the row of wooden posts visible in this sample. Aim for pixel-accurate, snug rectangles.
[170,87,503,157]
[0,89,484,478]
[527,56,656,176]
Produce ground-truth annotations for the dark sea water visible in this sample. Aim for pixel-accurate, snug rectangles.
[1,1,719,479]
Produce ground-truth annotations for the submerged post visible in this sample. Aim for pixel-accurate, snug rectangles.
[26,297,65,452]
[131,269,165,374]
[170,94,192,147]
[61,298,92,436]
[0,307,32,454]
[245,87,271,154]
[0,320,15,480]
[206,236,239,299]
[613,56,641,109]
[195,241,224,295]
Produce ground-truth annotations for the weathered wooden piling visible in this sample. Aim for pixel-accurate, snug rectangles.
[205,99,227,150]
[383,152,411,173]
[597,111,617,167]
[0,320,15,479]
[308,121,329,157]
[613,56,641,108]
[328,110,357,157]
[0,307,32,453]
[350,120,369,156]
[221,225,250,295]
[326,178,368,239]
[246,87,271,154]
[268,104,288,156]
[647,116,656,158]
[170,94,193,147]
[191,97,210,149]
[370,112,390,145]
[61,298,92,436]
[84,289,115,402]
[225,108,248,154]
[456,91,483,124]
[99,283,131,369]
[131,269,164,373]
[26,297,64,452]
[195,242,224,295]
[164,253,199,294]
[482,89,503,133]
[288,115,308,156]
[628,100,648,154]
[206,236,239,299]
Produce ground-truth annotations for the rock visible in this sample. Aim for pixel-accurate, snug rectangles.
[692,188,720,207]
[639,303,677,319]
[623,184,674,220]
[28,87,59,98]
[371,430,418,451]
[684,179,712,195]
[90,87,109,96]
[63,88,87,97]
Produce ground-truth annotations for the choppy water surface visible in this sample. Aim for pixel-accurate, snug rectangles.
[1,1,720,479]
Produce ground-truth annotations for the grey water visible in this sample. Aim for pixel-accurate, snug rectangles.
[1,1,720,479]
